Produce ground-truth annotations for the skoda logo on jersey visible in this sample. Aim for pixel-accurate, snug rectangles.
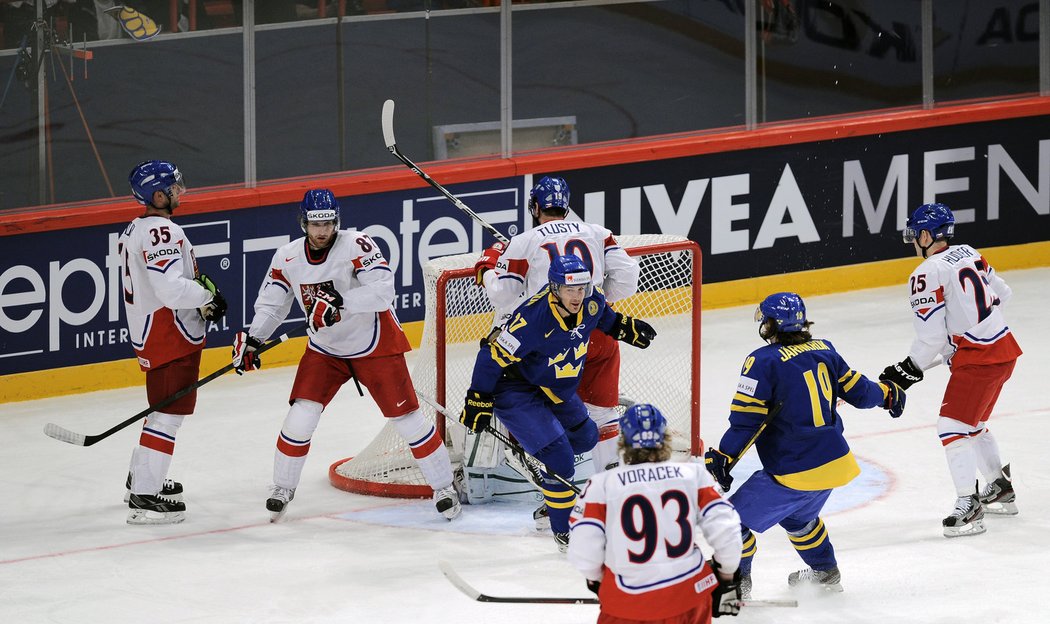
[145,247,180,262]
[306,210,337,222]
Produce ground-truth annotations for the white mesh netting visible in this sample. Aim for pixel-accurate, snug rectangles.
[329,234,701,497]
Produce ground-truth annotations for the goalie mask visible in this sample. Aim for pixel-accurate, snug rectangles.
[755,291,809,342]
[299,189,341,233]
[129,160,185,208]
[620,404,667,449]
[528,175,570,219]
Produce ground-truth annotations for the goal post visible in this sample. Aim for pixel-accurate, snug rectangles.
[329,234,702,498]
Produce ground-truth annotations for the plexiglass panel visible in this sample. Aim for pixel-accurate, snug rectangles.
[0,1,1046,213]
[0,3,243,209]
[933,0,1040,102]
[254,10,501,181]
[757,0,923,122]
[513,1,746,146]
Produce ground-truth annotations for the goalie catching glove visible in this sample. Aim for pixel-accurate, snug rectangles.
[879,380,907,418]
[232,332,262,374]
[194,274,227,322]
[474,241,506,285]
[460,389,494,433]
[611,313,657,348]
[309,285,343,333]
[879,357,923,390]
[704,448,734,492]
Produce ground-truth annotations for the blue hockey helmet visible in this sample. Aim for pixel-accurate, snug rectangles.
[620,404,667,449]
[299,189,341,233]
[548,254,593,297]
[756,292,808,340]
[528,175,570,218]
[903,203,955,244]
[129,160,184,207]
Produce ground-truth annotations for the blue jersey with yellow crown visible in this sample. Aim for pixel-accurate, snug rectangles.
[471,286,618,402]
[718,338,890,491]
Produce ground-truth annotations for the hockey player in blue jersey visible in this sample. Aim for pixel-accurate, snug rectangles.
[460,255,657,552]
[704,292,906,598]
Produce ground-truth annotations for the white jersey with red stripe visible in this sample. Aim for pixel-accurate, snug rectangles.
[906,244,1022,369]
[567,460,742,620]
[118,215,212,370]
[482,218,640,324]
[248,230,402,358]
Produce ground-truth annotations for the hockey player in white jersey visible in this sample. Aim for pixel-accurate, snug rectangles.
[568,404,744,623]
[233,189,461,522]
[880,203,1023,537]
[119,159,228,524]
[475,175,640,476]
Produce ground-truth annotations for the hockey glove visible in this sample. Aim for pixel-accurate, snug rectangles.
[586,579,601,596]
[879,357,923,391]
[474,241,507,285]
[611,313,657,349]
[195,274,227,322]
[309,285,343,333]
[879,380,907,418]
[232,332,262,375]
[705,447,734,492]
[460,389,494,433]
[709,559,742,618]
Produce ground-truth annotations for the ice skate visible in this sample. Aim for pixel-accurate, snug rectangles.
[124,472,183,503]
[787,566,843,593]
[533,504,550,531]
[554,531,570,554]
[942,492,985,537]
[979,464,1018,515]
[266,486,295,523]
[433,485,462,520]
[127,493,186,525]
[740,574,752,600]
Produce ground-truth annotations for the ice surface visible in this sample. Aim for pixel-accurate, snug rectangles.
[2,269,1048,623]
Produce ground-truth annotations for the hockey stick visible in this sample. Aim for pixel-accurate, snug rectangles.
[381,99,510,245]
[726,401,783,473]
[43,324,307,447]
[415,392,582,495]
[439,560,797,608]
[439,560,597,605]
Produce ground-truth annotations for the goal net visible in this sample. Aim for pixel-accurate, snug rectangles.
[329,234,701,498]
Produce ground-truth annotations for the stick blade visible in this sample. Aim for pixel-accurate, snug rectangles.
[743,598,799,608]
[44,422,87,446]
[381,99,396,149]
[438,560,482,601]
